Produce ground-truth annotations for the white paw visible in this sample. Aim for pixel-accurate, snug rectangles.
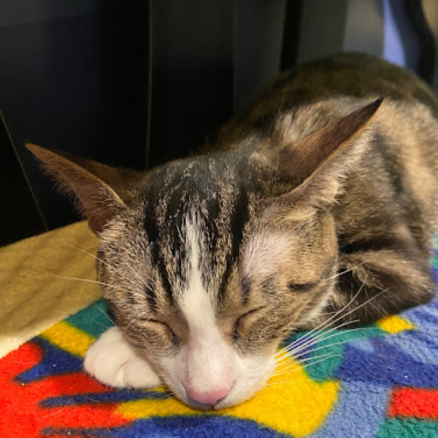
[84,326,161,389]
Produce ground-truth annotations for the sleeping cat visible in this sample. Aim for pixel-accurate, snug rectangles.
[27,53,438,410]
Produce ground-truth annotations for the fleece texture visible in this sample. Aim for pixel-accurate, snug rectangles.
[1,225,438,437]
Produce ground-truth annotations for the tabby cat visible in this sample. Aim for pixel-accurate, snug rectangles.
[28,53,438,410]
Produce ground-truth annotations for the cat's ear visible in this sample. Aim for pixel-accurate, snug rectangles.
[257,98,382,205]
[26,143,142,234]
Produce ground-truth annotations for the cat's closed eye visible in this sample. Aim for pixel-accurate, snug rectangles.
[233,306,265,341]
[147,319,179,345]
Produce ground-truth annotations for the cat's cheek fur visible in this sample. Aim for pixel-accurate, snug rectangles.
[83,326,161,389]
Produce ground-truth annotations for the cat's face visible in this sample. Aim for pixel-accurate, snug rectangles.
[96,171,339,408]
[26,98,380,408]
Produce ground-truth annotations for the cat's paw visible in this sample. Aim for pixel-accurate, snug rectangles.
[84,326,161,389]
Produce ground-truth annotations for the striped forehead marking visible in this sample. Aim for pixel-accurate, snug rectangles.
[180,214,218,339]
[142,159,252,306]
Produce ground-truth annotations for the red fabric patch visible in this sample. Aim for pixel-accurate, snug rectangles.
[0,342,130,437]
[388,387,438,419]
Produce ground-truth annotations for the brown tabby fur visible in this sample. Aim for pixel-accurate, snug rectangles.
[27,52,438,365]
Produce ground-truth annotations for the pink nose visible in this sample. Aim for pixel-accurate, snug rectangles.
[186,387,230,406]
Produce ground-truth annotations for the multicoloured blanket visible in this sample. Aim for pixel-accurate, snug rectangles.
[2,262,438,437]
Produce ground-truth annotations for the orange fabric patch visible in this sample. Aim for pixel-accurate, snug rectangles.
[389,387,438,419]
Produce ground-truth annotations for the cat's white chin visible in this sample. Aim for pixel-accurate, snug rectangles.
[83,326,161,389]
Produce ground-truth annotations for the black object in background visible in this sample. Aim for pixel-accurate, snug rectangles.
[0,108,46,246]
[0,1,149,234]
[0,0,287,242]
[1,0,437,246]
[147,0,286,166]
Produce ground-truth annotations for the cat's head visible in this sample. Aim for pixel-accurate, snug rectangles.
[27,98,380,409]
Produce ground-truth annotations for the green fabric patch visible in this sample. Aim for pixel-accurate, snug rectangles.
[296,325,384,382]
[377,418,438,438]
[66,298,111,338]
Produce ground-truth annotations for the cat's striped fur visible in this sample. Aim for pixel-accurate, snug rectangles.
[28,53,438,409]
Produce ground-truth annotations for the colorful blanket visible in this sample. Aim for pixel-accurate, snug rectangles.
[1,251,438,437]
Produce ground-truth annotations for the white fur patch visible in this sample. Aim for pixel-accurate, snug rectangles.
[243,231,294,278]
[84,326,161,388]
[180,214,217,339]
[178,215,235,392]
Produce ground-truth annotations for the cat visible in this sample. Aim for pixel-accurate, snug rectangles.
[27,52,438,410]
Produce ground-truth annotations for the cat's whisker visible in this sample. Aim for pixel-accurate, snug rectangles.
[276,330,348,364]
[277,318,364,361]
[319,262,366,284]
[125,312,150,330]
[273,351,337,375]
[63,243,98,259]
[64,244,154,295]
[280,276,385,359]
[74,244,155,298]
[275,318,358,361]
[41,403,70,419]
[275,326,375,371]
[280,277,369,355]
[314,286,389,339]
[268,354,342,380]
[125,260,155,293]
[273,358,334,376]
[90,317,113,331]
[276,286,388,366]
[52,274,134,296]
[275,326,360,364]
[289,327,374,359]
[275,279,387,361]
[317,310,338,316]
[277,318,357,356]
[82,395,102,403]
[92,302,116,326]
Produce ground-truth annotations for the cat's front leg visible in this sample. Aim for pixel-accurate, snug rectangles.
[84,326,161,389]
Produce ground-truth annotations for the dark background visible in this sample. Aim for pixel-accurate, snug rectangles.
[1,0,437,246]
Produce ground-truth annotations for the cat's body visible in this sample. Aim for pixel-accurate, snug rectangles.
[28,53,438,409]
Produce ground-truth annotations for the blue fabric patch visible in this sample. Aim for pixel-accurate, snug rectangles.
[312,381,390,438]
[16,339,83,384]
[42,416,289,438]
[41,388,173,408]
[336,337,438,387]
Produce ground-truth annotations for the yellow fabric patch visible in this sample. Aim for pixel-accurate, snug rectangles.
[117,359,339,437]
[40,321,95,358]
[376,315,415,334]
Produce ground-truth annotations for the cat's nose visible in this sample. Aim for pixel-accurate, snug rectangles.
[186,387,230,407]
